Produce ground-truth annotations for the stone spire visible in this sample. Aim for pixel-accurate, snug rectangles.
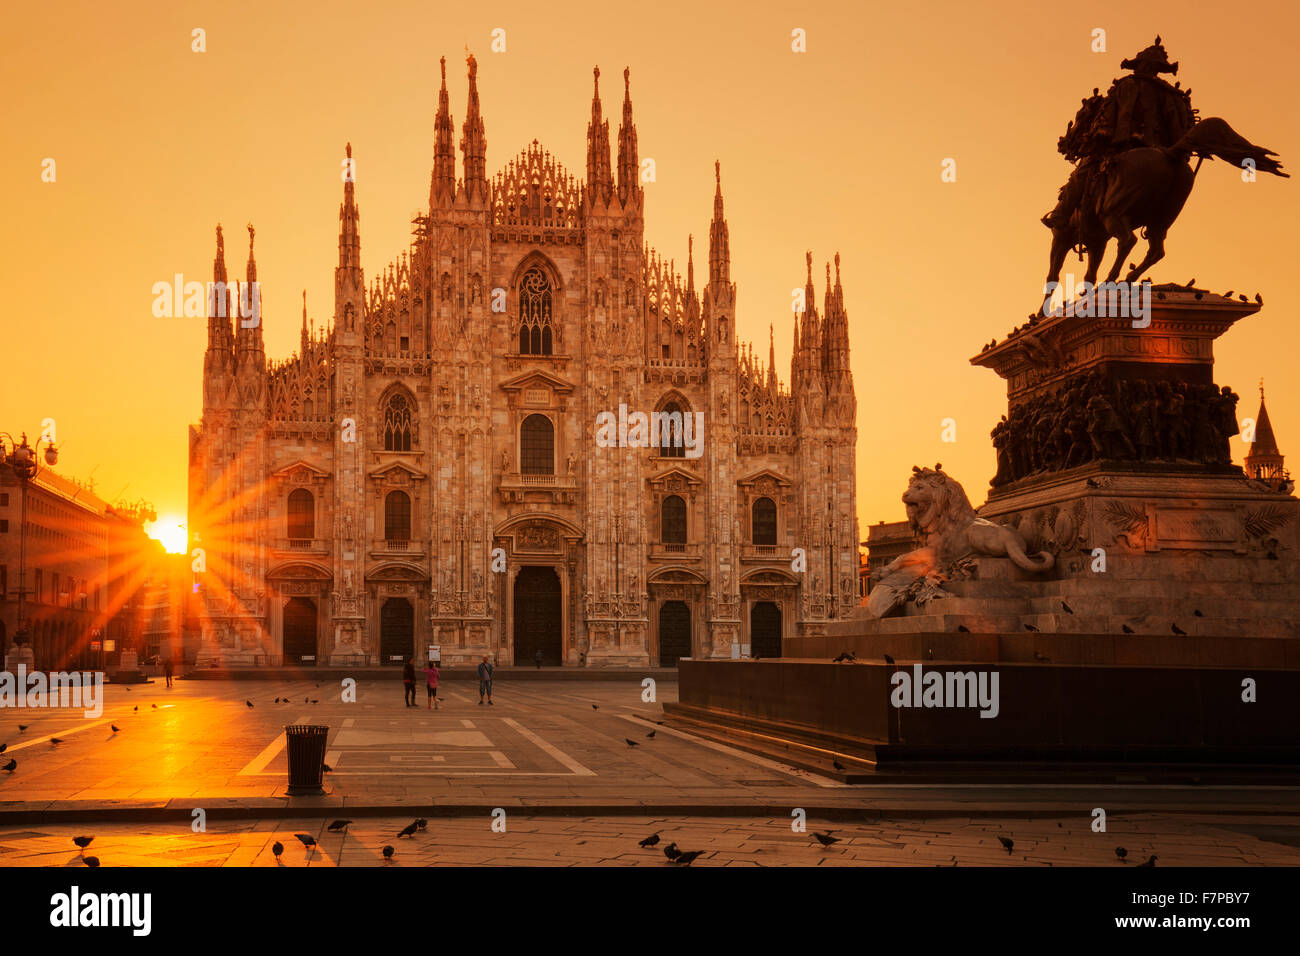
[586,66,613,204]
[460,54,487,199]
[431,57,456,208]
[709,161,730,288]
[208,223,233,351]
[300,290,309,353]
[339,143,361,272]
[1245,379,1286,481]
[237,223,264,356]
[616,67,638,205]
[768,323,777,390]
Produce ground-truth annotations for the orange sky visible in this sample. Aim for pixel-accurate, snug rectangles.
[2,0,1296,546]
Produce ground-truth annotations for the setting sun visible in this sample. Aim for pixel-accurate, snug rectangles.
[148,517,188,554]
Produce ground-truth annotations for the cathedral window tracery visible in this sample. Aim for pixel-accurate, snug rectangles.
[287,488,315,541]
[752,497,778,545]
[517,267,554,356]
[383,392,414,451]
[661,495,687,545]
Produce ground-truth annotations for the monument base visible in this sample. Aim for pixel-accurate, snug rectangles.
[667,658,1300,769]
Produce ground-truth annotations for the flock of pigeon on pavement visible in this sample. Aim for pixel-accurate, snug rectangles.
[4,690,1163,867]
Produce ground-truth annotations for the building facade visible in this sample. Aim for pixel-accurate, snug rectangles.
[0,469,155,672]
[188,57,858,667]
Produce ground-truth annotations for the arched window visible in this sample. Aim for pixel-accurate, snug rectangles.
[287,488,314,541]
[520,414,554,475]
[752,496,777,546]
[384,490,411,541]
[659,401,686,458]
[383,393,413,451]
[518,267,554,355]
[661,495,687,545]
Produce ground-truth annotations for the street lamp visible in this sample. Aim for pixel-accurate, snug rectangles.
[1,432,59,654]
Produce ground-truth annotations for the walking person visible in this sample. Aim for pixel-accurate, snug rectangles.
[402,657,416,707]
[534,648,543,669]
[423,659,440,710]
[163,657,174,689]
[477,654,494,706]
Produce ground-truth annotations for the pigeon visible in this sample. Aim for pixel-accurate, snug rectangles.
[1255,293,1263,305]
[1024,623,1040,632]
[73,836,94,853]
[1193,609,1204,617]
[663,842,681,861]
[133,706,138,712]
[646,731,656,739]
[1223,290,1234,298]
[1172,623,1187,636]
[274,697,281,703]
[383,844,395,862]
[998,836,1014,854]
[957,624,970,632]
[1186,278,1196,288]
[18,725,27,733]
[655,721,665,725]
[625,738,639,748]
[639,833,661,848]
[321,763,334,773]
[1121,624,1135,634]
[50,737,64,745]
[124,687,131,692]
[883,654,896,666]
[832,757,846,772]
[831,651,857,663]
[246,700,254,708]
[1060,600,1074,614]
[309,699,320,704]
[672,849,704,866]
[272,841,284,860]
[1115,847,1128,863]
[813,831,840,847]
[327,820,351,832]
[1138,854,1158,867]
[1085,478,1100,488]
[151,704,157,710]
[398,822,419,838]
[110,725,120,734]
[2,759,15,772]
[591,704,599,710]
[415,819,428,831]
[294,833,318,852]
[1237,294,1248,303]
[83,856,100,868]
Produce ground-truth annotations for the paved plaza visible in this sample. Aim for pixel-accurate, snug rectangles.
[0,677,1297,865]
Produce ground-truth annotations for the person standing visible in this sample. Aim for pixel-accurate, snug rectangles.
[163,657,174,689]
[533,648,543,669]
[423,659,440,710]
[402,657,416,707]
[477,654,494,706]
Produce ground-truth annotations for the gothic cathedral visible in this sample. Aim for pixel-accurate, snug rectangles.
[188,56,858,667]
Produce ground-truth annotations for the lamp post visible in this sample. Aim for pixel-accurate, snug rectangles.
[1,432,59,665]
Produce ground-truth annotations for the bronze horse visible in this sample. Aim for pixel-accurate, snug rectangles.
[1044,117,1286,311]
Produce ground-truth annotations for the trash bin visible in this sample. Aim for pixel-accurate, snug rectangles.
[285,724,330,795]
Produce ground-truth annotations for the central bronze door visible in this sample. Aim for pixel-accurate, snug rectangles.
[513,566,563,666]
[379,598,414,665]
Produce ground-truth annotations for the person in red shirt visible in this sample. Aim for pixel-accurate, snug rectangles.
[422,660,440,710]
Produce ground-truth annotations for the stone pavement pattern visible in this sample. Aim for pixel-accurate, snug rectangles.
[1,812,1297,867]
[2,678,1298,830]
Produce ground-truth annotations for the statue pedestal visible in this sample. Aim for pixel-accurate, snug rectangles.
[3,644,34,674]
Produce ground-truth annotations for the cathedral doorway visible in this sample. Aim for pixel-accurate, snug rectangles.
[750,601,782,658]
[658,601,692,667]
[283,597,318,664]
[513,566,562,666]
[380,598,414,665]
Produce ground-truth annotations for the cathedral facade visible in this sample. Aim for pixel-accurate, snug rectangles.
[187,57,858,668]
